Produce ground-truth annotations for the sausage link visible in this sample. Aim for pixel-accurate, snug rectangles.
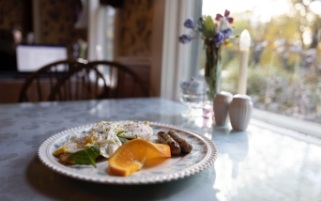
[157,131,181,155]
[168,130,192,153]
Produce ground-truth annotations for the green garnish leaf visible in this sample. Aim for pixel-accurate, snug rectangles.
[69,146,100,168]
[116,130,124,135]
[118,136,129,144]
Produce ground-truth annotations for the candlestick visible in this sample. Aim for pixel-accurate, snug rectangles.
[237,29,251,95]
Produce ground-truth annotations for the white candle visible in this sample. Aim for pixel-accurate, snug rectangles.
[237,29,251,95]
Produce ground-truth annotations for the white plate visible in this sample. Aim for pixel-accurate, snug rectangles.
[38,122,218,184]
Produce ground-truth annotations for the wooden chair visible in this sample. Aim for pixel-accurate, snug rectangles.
[18,59,87,102]
[48,60,150,101]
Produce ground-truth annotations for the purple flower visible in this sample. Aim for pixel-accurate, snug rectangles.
[214,32,224,46]
[215,9,234,24]
[184,19,194,29]
[222,28,232,39]
[179,34,193,44]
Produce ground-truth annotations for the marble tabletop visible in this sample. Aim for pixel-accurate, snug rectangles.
[0,98,320,201]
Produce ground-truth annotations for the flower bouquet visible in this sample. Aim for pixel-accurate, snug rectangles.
[179,9,235,101]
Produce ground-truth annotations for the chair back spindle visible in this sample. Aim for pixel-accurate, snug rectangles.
[18,60,87,102]
[48,60,150,101]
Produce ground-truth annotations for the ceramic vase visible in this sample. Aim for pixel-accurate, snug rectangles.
[229,94,253,131]
[214,91,233,126]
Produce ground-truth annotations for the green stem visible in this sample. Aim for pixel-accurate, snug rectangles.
[204,44,222,101]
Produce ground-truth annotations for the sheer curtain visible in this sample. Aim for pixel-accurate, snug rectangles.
[160,0,203,100]
[87,0,115,61]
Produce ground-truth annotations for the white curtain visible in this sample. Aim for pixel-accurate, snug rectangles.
[160,0,203,100]
[88,0,115,61]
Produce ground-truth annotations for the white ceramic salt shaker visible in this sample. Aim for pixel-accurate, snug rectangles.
[229,94,253,131]
[214,91,233,126]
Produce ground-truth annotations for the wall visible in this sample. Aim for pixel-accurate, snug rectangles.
[116,0,153,57]
[0,0,32,39]
[37,0,86,45]
[36,0,87,58]
[0,0,87,58]
[0,0,153,58]
[115,0,155,95]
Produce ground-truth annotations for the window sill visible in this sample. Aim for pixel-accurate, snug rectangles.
[252,108,321,140]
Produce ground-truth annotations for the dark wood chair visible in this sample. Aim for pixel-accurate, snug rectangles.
[48,60,150,101]
[18,59,88,102]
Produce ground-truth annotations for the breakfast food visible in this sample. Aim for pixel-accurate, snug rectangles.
[157,130,192,155]
[52,121,192,177]
[168,130,192,153]
[53,121,153,166]
[108,138,171,176]
[157,131,181,155]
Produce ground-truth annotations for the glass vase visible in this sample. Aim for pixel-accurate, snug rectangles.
[204,44,222,102]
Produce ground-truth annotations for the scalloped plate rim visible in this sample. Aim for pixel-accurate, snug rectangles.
[38,122,218,185]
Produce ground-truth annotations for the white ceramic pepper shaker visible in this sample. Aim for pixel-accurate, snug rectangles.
[229,94,253,131]
[214,91,233,126]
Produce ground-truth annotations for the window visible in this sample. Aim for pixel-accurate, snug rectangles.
[201,0,321,128]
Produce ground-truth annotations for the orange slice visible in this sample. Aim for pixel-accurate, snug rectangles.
[108,138,171,176]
